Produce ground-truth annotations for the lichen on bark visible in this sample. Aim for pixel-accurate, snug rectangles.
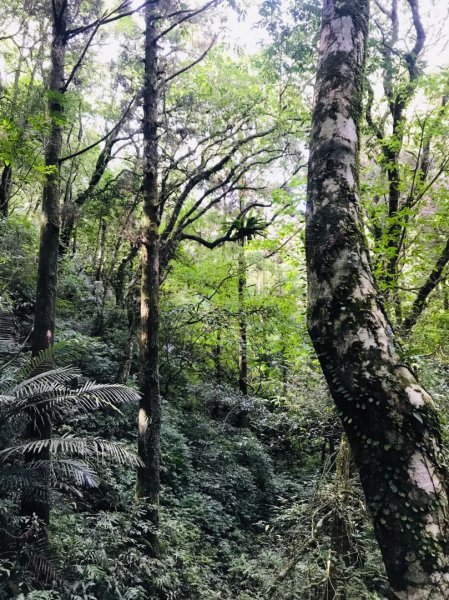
[306,1,449,597]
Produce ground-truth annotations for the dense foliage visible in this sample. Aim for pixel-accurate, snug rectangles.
[0,0,449,598]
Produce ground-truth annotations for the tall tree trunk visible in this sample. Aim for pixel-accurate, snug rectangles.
[136,1,161,557]
[306,2,449,597]
[324,438,352,600]
[214,328,223,380]
[238,237,248,396]
[116,300,137,384]
[236,236,250,427]
[0,164,12,217]
[21,0,67,524]
[95,218,107,282]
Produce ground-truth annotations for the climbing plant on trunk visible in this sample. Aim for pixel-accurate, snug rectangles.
[136,0,161,557]
[306,0,449,597]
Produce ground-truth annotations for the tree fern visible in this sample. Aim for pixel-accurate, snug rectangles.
[0,351,142,508]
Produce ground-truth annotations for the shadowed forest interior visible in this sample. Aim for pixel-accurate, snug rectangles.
[1,0,449,598]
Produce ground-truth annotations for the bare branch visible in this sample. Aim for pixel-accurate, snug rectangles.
[65,0,157,39]
[163,37,217,85]
[59,96,137,163]
[62,23,100,92]
[154,0,223,42]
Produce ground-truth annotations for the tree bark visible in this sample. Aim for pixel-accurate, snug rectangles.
[238,237,248,396]
[0,164,12,218]
[324,438,352,600]
[22,0,67,524]
[214,328,223,380]
[136,1,161,557]
[306,2,449,597]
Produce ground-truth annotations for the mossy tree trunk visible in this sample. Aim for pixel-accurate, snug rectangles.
[238,236,248,396]
[21,0,67,525]
[136,0,161,557]
[324,438,352,600]
[306,1,449,597]
[0,164,12,218]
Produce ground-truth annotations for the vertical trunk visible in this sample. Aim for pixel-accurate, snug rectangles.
[238,237,248,396]
[377,0,425,315]
[306,2,449,597]
[0,164,12,217]
[214,329,223,380]
[136,1,161,557]
[281,340,288,398]
[116,328,136,385]
[236,236,250,427]
[95,219,107,282]
[59,132,118,256]
[324,438,352,600]
[116,298,137,384]
[22,0,67,524]
[59,210,76,255]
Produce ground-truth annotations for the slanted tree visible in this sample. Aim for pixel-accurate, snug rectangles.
[306,0,449,596]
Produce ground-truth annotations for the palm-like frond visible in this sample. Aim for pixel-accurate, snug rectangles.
[0,352,142,501]
[1,437,144,468]
[0,311,15,344]
[14,342,70,381]
[0,465,42,491]
[0,368,140,425]
[7,365,80,398]
[0,459,98,492]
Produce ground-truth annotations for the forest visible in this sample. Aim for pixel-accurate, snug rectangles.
[0,0,449,598]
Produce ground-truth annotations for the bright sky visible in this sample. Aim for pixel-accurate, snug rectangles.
[223,0,449,72]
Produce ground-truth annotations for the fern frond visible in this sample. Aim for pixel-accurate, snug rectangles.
[26,551,57,583]
[0,466,41,491]
[50,459,98,488]
[0,311,15,343]
[0,380,139,426]
[15,343,69,381]
[7,365,80,398]
[1,437,144,467]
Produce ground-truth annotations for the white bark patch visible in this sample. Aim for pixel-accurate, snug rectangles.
[322,179,340,195]
[308,269,332,304]
[138,407,148,435]
[351,272,375,301]
[319,114,357,146]
[338,114,357,143]
[425,516,441,538]
[431,572,449,585]
[356,327,377,351]
[408,452,442,494]
[397,583,449,600]
[319,23,330,53]
[329,247,351,289]
[319,117,338,140]
[406,386,426,408]
[340,163,355,189]
[327,16,355,55]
